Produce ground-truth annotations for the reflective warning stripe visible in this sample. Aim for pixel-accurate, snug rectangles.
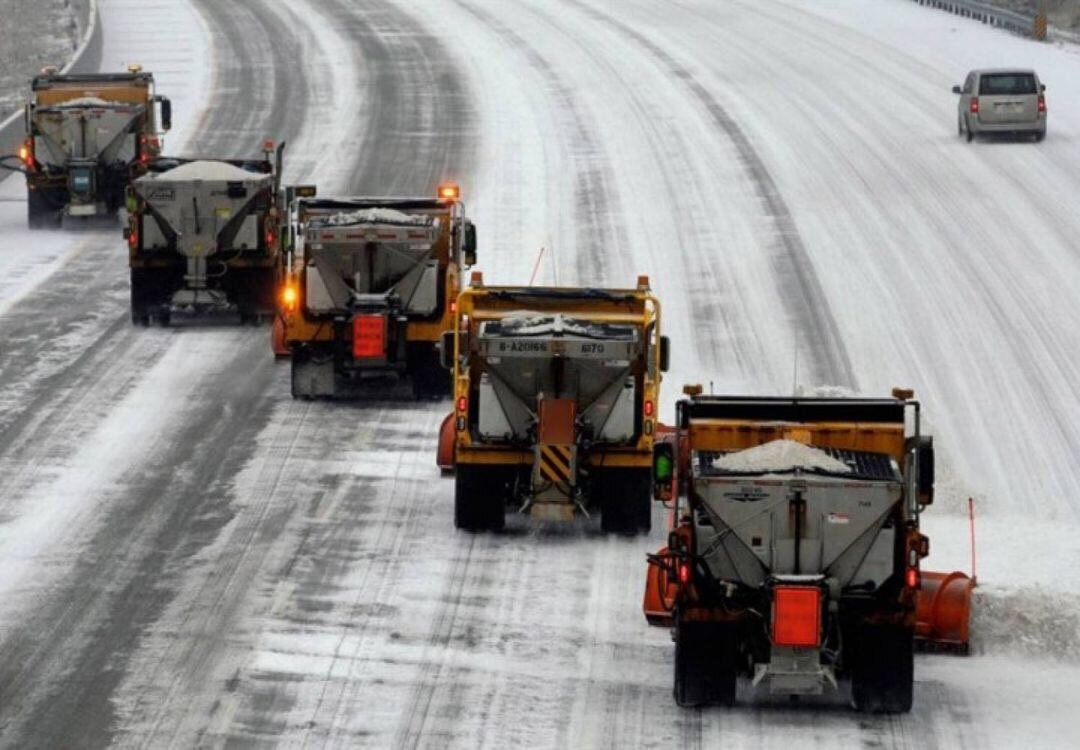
[539,445,573,485]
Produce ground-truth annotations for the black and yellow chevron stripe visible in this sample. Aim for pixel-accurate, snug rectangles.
[539,444,573,486]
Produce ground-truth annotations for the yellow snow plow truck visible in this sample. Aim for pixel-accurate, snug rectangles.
[440,275,669,533]
[19,65,170,227]
[279,184,476,399]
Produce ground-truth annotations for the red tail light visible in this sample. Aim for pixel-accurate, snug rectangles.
[19,140,34,169]
[456,395,467,413]
[969,97,979,114]
[677,561,691,584]
[644,399,655,418]
[1038,95,1046,113]
[772,586,821,647]
[127,224,138,250]
[906,567,920,590]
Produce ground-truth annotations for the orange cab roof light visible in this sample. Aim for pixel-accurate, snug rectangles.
[438,182,461,202]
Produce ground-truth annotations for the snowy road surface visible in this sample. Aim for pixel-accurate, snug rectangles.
[1,0,1079,747]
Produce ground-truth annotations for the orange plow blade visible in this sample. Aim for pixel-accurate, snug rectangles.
[643,547,676,627]
[915,570,975,654]
[436,412,456,472]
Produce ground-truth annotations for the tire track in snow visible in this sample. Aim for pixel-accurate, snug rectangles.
[322,0,477,197]
[563,0,856,390]
[448,0,630,286]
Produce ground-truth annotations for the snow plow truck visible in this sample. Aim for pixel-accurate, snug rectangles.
[19,65,171,227]
[643,389,969,712]
[278,183,476,399]
[125,141,285,325]
[439,274,669,534]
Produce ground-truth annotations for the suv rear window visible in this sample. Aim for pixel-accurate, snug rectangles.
[979,74,1037,96]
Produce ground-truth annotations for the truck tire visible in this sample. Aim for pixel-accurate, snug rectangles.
[674,614,738,708]
[130,270,152,326]
[851,624,914,713]
[454,465,505,531]
[27,188,54,230]
[598,469,650,535]
[408,342,451,399]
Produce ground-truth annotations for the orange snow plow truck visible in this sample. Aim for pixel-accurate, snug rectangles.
[643,389,973,711]
[439,275,668,533]
[277,183,476,399]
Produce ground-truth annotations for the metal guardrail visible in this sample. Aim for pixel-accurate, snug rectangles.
[0,0,102,180]
[913,0,1047,39]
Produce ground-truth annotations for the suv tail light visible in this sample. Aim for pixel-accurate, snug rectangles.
[1038,95,1046,113]
[969,97,979,115]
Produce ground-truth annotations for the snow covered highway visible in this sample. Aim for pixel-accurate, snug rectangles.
[1,0,1080,747]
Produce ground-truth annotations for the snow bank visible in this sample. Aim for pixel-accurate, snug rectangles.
[318,207,435,227]
[148,160,265,182]
[713,439,852,474]
[971,585,1080,660]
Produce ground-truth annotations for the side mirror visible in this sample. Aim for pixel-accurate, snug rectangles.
[1041,83,1047,92]
[652,442,675,502]
[659,335,670,373]
[906,435,934,505]
[951,85,962,95]
[439,330,456,370]
[158,97,172,131]
[917,435,934,501]
[463,221,477,267]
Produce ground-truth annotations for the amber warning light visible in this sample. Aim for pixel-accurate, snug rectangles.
[281,285,298,312]
[437,182,461,202]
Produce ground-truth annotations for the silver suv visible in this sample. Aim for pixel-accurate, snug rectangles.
[953,69,1046,142]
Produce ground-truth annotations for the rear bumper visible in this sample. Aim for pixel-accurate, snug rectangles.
[971,117,1045,134]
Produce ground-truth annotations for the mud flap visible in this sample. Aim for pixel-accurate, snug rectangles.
[436,412,455,472]
[271,317,289,358]
[644,546,676,627]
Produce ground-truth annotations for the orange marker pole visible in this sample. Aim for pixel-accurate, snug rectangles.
[969,497,977,586]
[528,246,546,286]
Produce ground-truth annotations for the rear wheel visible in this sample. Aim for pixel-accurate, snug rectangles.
[408,342,450,399]
[965,116,975,142]
[851,623,914,713]
[598,468,651,535]
[27,188,54,229]
[1035,129,1046,143]
[454,464,506,531]
[674,614,738,707]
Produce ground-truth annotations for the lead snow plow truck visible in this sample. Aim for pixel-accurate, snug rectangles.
[18,65,171,227]
[125,142,285,325]
[440,275,669,533]
[643,389,968,712]
[279,184,476,399]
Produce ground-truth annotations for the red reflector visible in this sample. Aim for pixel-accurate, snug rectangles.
[352,315,385,358]
[970,97,979,114]
[456,396,467,412]
[677,561,691,584]
[772,586,821,648]
[906,567,920,590]
[644,400,655,418]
